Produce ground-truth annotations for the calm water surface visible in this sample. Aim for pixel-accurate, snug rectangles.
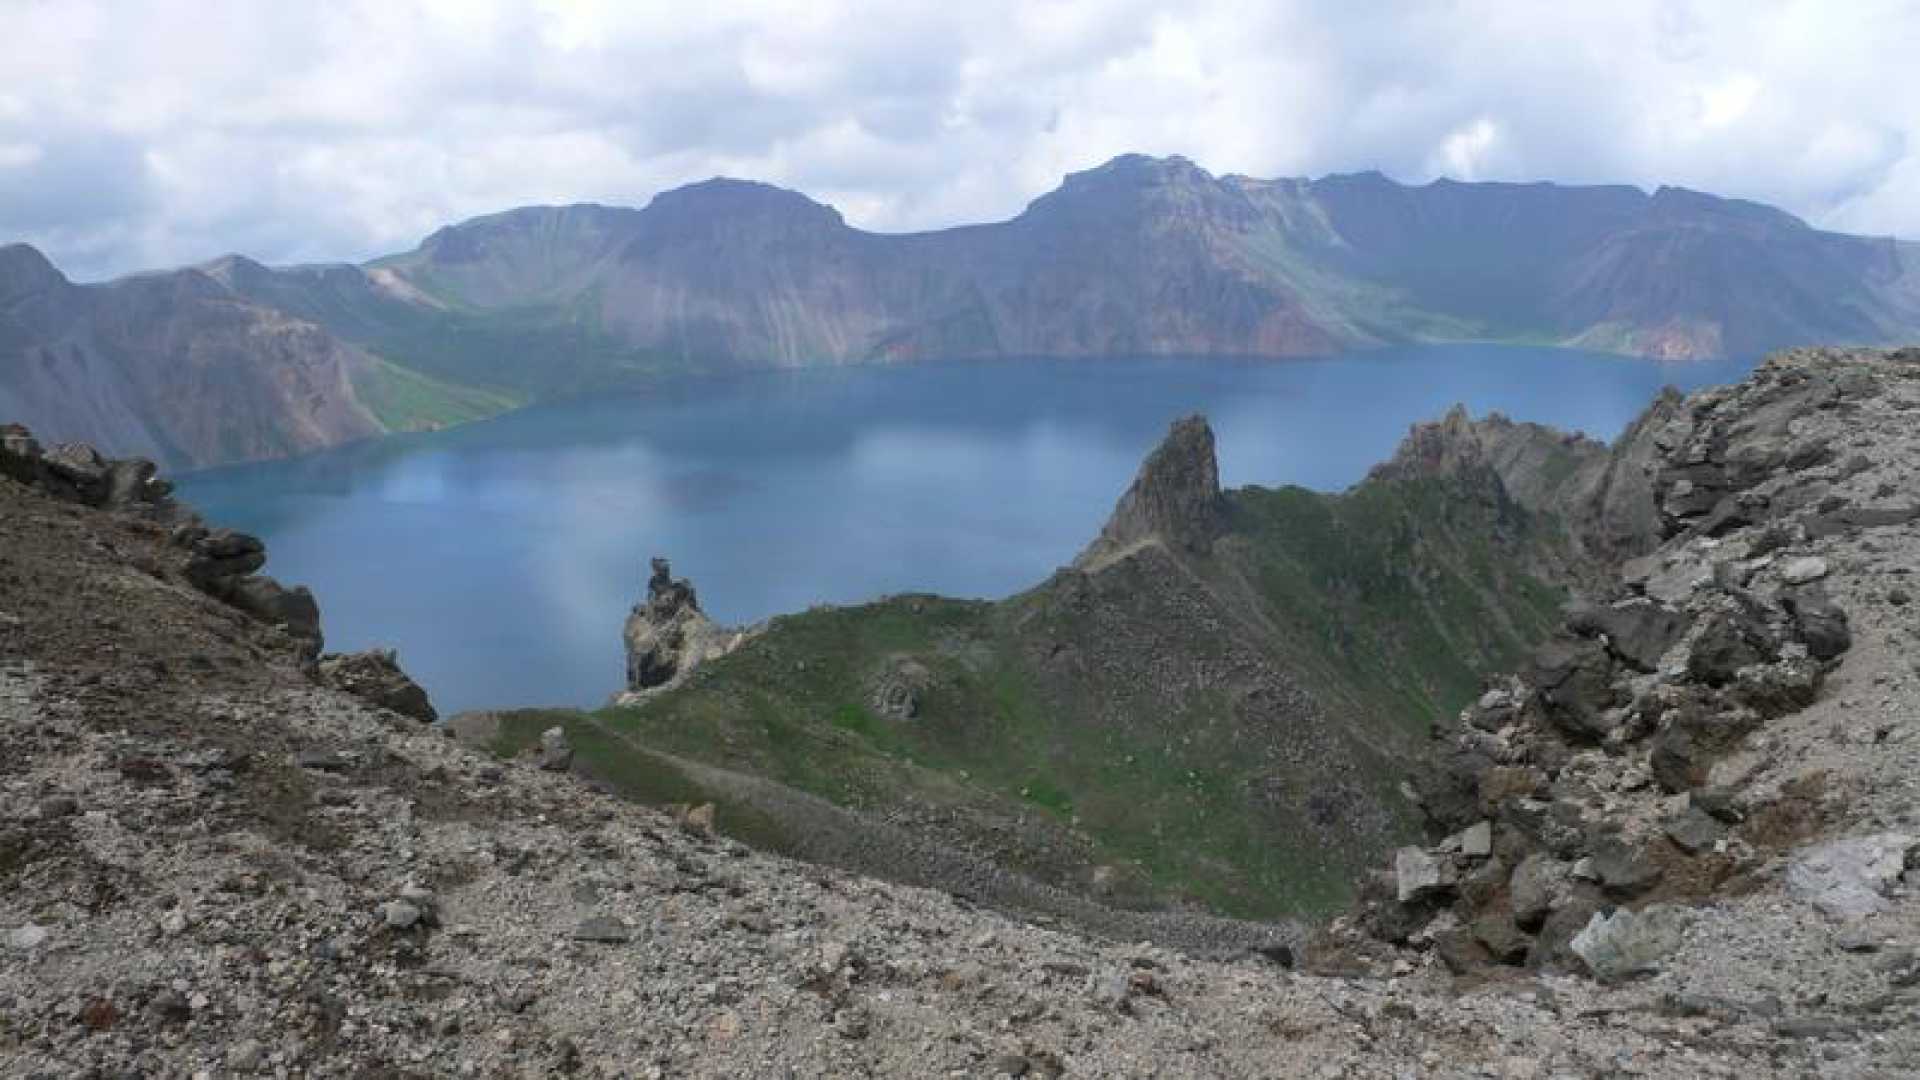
[179,346,1755,713]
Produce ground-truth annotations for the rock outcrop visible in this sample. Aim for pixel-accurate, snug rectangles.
[1075,413,1224,565]
[618,557,744,700]
[1,423,338,660]
[317,649,438,723]
[1339,347,1920,997]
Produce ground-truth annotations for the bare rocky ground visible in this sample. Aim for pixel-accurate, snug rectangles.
[2,348,1918,1078]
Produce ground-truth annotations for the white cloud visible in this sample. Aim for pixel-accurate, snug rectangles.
[1,0,1916,281]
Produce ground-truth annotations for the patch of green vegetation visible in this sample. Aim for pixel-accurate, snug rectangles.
[1227,472,1566,736]
[1018,773,1073,815]
[484,708,797,852]
[352,358,523,432]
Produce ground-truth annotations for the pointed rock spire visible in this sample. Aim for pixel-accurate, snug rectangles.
[1077,414,1224,566]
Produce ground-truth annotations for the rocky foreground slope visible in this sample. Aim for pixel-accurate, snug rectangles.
[3,347,1920,1077]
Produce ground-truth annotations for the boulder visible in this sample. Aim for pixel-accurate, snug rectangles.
[1529,637,1621,740]
[184,529,268,590]
[1786,834,1916,920]
[1685,609,1772,686]
[1567,600,1689,673]
[1662,806,1727,855]
[1570,904,1692,981]
[1527,892,1604,970]
[0,423,42,485]
[1510,853,1570,930]
[1649,726,1703,793]
[1780,556,1829,585]
[319,650,437,723]
[1471,912,1531,965]
[1457,820,1493,858]
[1589,837,1662,897]
[867,656,934,721]
[40,442,111,503]
[1780,584,1851,661]
[1394,846,1456,902]
[230,577,324,657]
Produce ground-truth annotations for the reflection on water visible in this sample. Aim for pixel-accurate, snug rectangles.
[179,347,1755,713]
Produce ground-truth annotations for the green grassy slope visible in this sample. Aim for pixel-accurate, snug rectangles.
[350,358,523,432]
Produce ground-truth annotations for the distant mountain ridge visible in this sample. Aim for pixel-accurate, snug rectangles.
[7,154,1920,466]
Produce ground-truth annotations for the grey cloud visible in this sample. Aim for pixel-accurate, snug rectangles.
[0,0,1915,281]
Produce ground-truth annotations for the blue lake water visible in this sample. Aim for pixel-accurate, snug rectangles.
[178,346,1755,714]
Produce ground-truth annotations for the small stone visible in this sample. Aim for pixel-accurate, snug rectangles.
[570,915,631,943]
[160,910,189,936]
[293,749,347,771]
[683,802,717,837]
[7,924,50,951]
[991,1053,1032,1077]
[537,727,574,772]
[149,989,192,1025]
[1663,807,1728,855]
[227,1038,265,1071]
[1691,786,1744,823]
[1781,556,1830,585]
[1836,928,1883,953]
[381,901,424,930]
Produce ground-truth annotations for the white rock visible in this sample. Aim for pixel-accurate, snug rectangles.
[1786,833,1916,919]
[381,900,424,930]
[1459,821,1494,858]
[1570,904,1691,981]
[1395,846,1455,902]
[7,924,50,950]
[1780,556,1830,585]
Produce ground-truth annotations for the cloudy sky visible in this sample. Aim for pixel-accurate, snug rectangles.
[2,0,1916,280]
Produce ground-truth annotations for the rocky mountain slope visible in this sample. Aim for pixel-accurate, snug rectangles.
[11,156,1920,468]
[345,156,1920,375]
[0,244,390,470]
[0,243,514,471]
[5,348,1920,1077]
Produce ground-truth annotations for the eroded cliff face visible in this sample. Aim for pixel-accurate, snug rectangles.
[0,244,387,468]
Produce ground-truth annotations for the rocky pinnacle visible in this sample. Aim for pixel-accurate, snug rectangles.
[1078,414,1225,565]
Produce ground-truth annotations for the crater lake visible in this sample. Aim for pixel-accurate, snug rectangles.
[178,345,1756,714]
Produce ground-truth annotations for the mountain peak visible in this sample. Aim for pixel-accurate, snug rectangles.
[1078,414,1224,566]
[645,177,845,227]
[198,253,273,290]
[0,242,68,300]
